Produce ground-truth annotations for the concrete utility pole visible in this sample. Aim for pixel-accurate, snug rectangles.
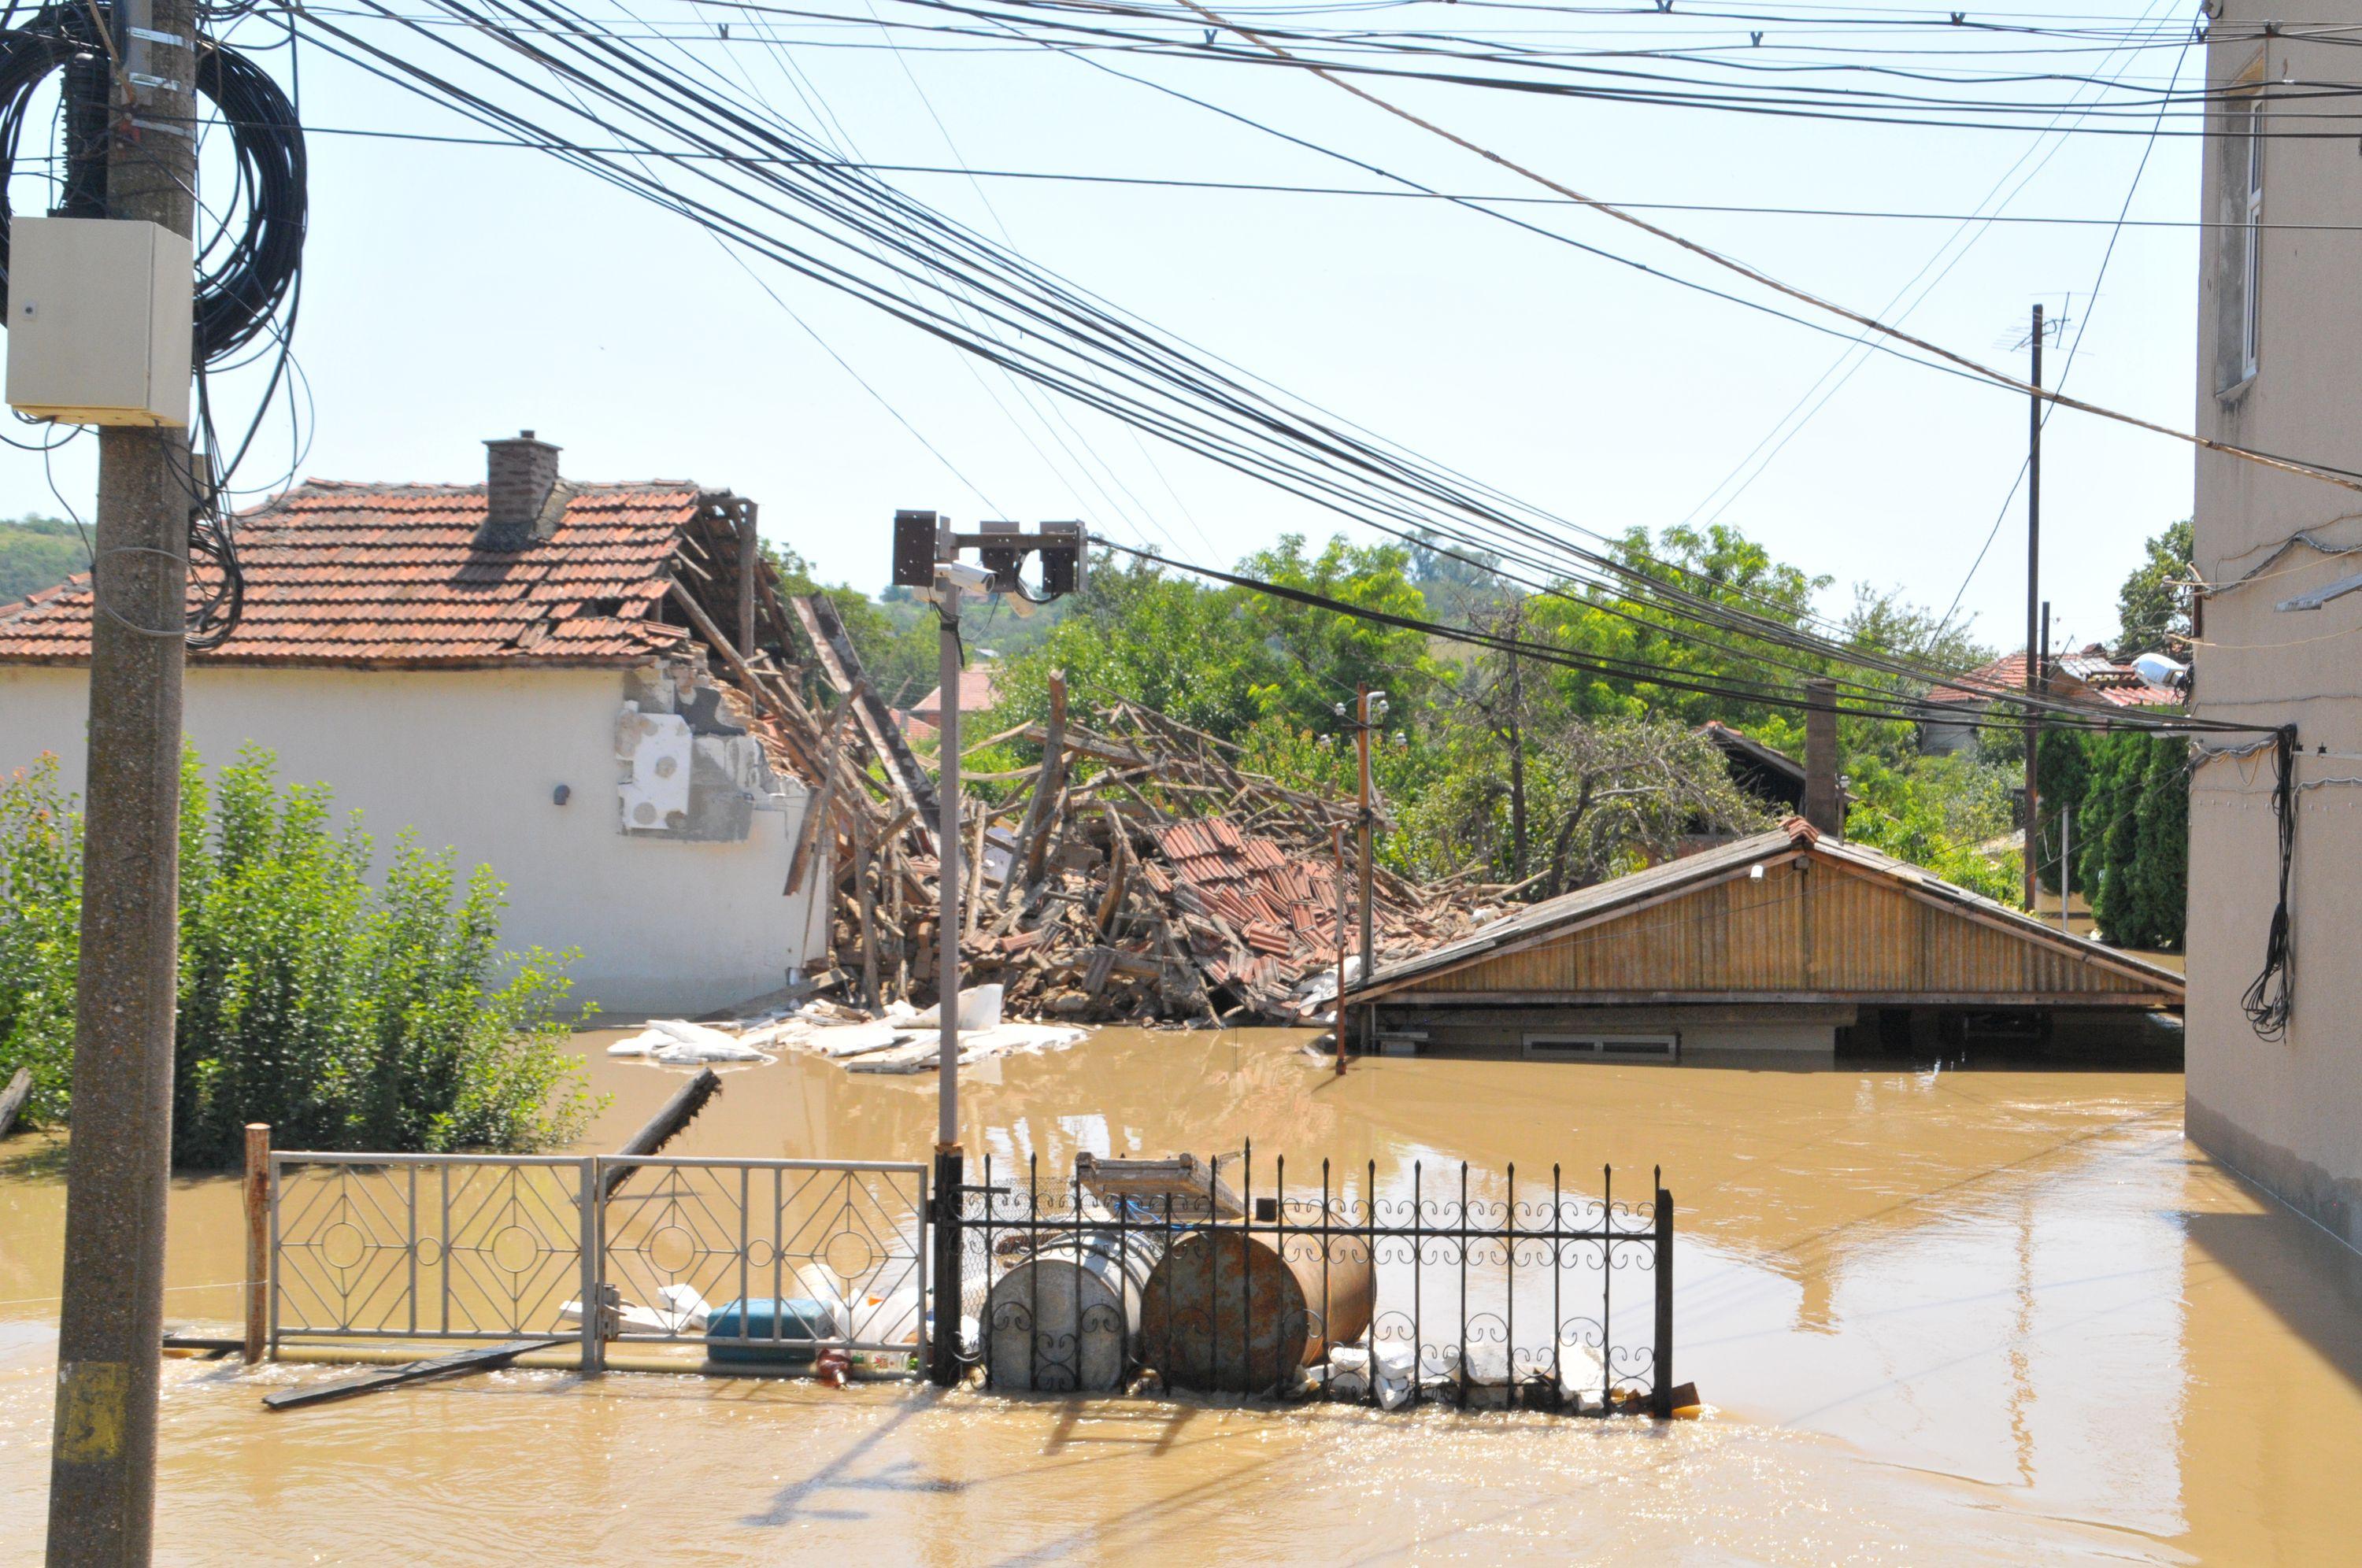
[47,3,199,1560]
[2023,301,2044,912]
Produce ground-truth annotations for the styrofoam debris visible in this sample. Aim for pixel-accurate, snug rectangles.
[903,984,1003,1032]
[648,1037,772,1065]
[805,1021,910,1059]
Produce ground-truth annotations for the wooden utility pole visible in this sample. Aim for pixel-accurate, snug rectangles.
[1331,821,1348,1078]
[47,2,200,1558]
[2023,302,2044,912]
[1353,685,1377,1059]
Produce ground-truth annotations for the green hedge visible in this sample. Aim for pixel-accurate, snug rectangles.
[2037,728,2186,951]
[0,746,602,1165]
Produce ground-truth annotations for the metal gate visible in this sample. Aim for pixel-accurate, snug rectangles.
[267,1152,928,1370]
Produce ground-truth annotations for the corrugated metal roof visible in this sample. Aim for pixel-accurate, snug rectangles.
[1347,817,2184,1002]
[0,479,712,666]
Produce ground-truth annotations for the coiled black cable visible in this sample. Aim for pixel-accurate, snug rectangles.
[0,3,305,362]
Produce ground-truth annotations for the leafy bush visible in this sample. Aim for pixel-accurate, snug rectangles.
[1844,753,2022,905]
[0,745,600,1163]
[0,755,83,1124]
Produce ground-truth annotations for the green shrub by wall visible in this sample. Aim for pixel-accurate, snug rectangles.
[0,746,602,1163]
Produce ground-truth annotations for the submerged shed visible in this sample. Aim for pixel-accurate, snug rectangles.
[1344,818,2183,1063]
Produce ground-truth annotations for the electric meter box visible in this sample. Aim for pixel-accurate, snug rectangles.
[5,217,192,427]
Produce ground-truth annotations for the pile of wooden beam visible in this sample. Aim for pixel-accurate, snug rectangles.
[668,551,1490,1025]
[920,683,1494,1024]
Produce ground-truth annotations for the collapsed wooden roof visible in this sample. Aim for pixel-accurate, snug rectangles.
[1346,817,2184,1010]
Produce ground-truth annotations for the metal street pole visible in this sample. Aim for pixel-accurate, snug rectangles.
[2023,301,2044,912]
[927,580,963,1385]
[47,4,199,1559]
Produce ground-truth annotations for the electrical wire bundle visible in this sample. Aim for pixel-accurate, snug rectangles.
[0,2,308,646]
[286,0,2274,741]
[2239,726,2297,1041]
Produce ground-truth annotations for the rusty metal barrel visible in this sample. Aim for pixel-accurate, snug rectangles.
[1139,1229,1375,1392]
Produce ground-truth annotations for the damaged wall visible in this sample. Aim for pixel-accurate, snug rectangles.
[0,661,825,1015]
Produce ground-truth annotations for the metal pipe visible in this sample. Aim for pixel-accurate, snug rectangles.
[937,582,963,1148]
[930,579,967,1386]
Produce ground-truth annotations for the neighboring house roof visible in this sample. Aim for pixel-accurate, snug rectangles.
[1696,719,1850,813]
[1345,816,2183,1007]
[909,666,1000,720]
[0,479,718,666]
[1920,649,2181,712]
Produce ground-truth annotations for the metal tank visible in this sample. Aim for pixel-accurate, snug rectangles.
[983,1232,1159,1392]
[1140,1230,1376,1393]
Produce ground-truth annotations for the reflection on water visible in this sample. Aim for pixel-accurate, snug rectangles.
[2,1030,2359,1562]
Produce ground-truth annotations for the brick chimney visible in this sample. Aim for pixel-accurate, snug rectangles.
[477,430,565,551]
[1802,677,1843,839]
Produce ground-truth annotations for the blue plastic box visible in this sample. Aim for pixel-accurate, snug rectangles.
[705,1297,835,1365]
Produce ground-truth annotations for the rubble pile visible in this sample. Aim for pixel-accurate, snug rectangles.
[947,697,1497,1023]
[694,564,1498,1026]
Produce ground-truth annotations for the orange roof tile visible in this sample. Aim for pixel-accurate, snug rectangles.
[0,479,713,666]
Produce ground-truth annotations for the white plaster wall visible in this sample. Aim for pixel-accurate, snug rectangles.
[0,664,822,1017]
[2188,14,2362,1247]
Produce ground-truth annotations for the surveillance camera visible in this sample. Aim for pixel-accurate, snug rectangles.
[936,560,995,594]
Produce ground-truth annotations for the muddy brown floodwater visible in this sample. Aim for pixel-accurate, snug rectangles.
[4,1028,2361,1563]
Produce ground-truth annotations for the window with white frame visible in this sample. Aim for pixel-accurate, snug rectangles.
[2218,86,2265,391]
[2240,98,2263,382]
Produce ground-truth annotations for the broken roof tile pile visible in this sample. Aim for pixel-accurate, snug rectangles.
[0,480,706,665]
[916,697,1489,1025]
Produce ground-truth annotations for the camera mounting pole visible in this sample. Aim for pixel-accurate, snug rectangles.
[893,511,1085,1386]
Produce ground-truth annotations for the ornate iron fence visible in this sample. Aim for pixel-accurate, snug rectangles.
[266,1146,1672,1413]
[955,1146,1675,1415]
[599,1156,927,1359]
[268,1152,927,1371]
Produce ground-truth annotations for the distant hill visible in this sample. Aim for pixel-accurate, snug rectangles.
[0,516,87,603]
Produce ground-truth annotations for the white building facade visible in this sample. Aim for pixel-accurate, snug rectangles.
[0,439,826,1017]
[2187,13,2362,1246]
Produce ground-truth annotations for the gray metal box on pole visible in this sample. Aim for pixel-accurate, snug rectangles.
[5,216,192,427]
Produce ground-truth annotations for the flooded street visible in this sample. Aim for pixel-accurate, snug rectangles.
[4,1028,2360,1562]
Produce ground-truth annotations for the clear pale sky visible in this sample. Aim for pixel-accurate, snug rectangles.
[2,1,2216,658]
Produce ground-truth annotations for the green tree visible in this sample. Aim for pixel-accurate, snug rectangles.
[0,515,88,602]
[2114,518,2194,660]
[2130,738,2189,948]
[0,746,602,1160]
[764,541,939,708]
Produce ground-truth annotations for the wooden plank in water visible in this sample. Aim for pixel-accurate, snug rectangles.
[262,1337,568,1412]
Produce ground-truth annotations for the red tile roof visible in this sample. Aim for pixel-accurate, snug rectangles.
[1922,651,2181,712]
[909,667,1000,721]
[0,479,713,666]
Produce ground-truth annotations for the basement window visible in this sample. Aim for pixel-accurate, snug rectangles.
[1522,1034,1679,1063]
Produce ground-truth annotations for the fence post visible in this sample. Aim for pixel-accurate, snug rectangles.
[1651,1184,1674,1419]
[580,1157,604,1377]
[242,1124,270,1363]
[928,1148,964,1385]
